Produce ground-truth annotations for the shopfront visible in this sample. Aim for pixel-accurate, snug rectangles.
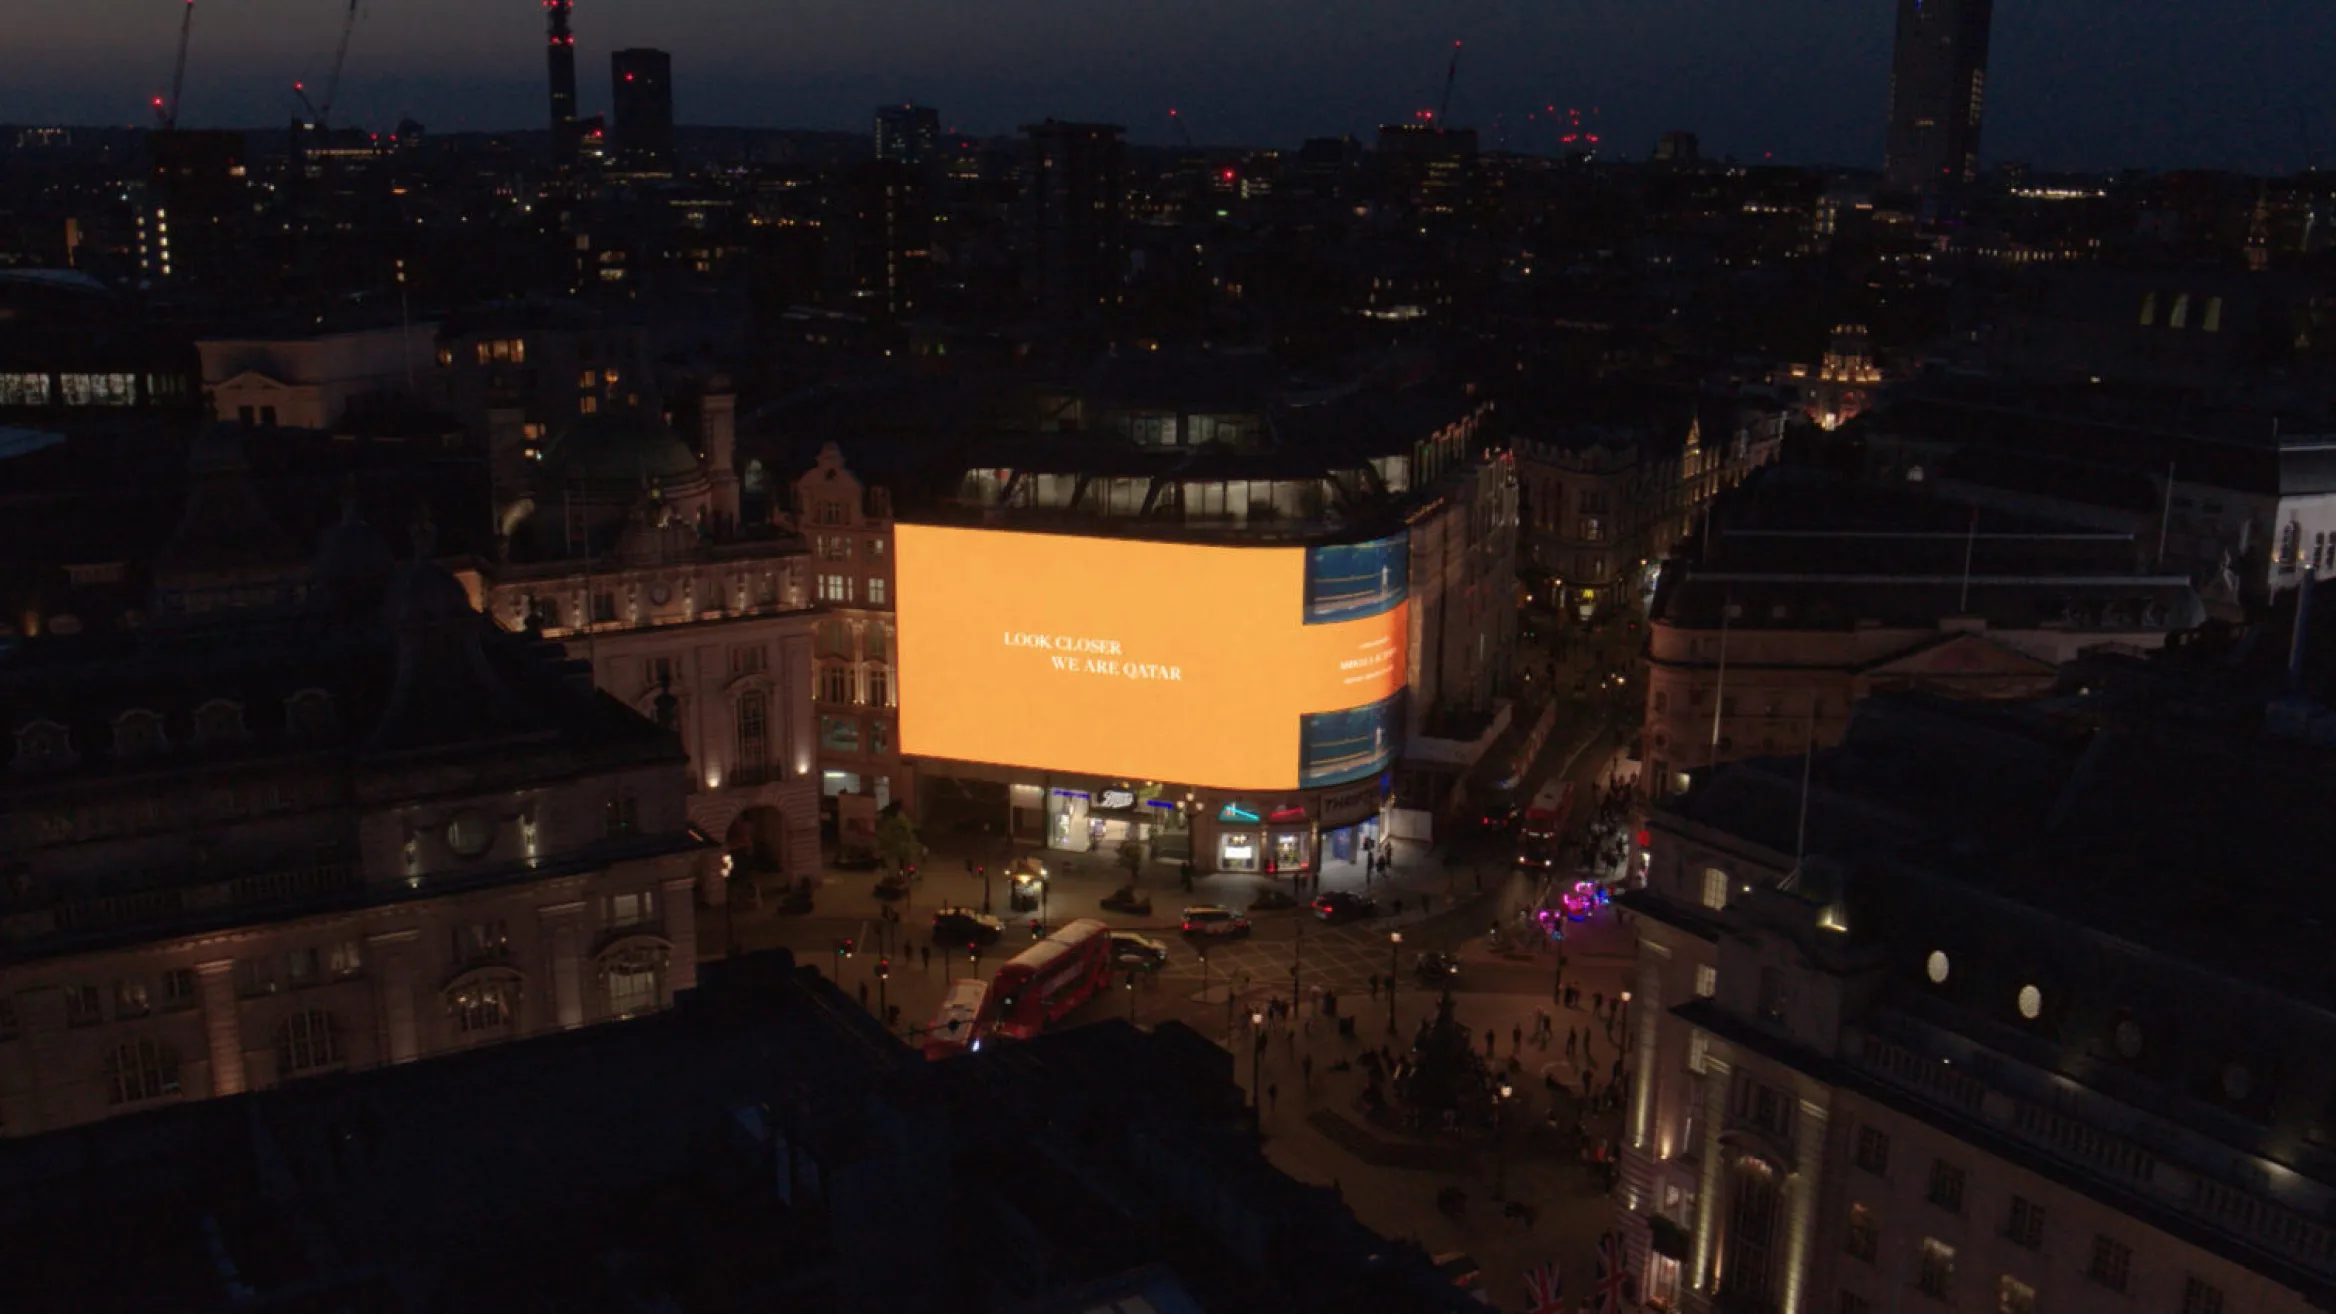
[1319,775,1392,864]
[1043,782,1186,857]
[1212,801,1312,874]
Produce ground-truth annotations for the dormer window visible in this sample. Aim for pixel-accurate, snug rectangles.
[113,709,168,759]
[192,699,246,748]
[11,719,73,772]
[285,689,338,742]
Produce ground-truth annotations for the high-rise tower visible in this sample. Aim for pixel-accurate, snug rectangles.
[1883,0,1994,191]
[611,48,673,173]
[546,0,579,164]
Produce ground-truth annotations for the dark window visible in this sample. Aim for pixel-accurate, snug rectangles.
[2181,1276,2225,1314]
[2087,1235,2132,1292]
[2006,1195,2044,1248]
[1927,1159,1966,1213]
[1854,1126,1891,1175]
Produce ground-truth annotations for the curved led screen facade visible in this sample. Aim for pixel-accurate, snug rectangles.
[896,525,1409,791]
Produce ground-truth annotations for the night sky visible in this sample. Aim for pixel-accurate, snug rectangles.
[5,0,2329,172]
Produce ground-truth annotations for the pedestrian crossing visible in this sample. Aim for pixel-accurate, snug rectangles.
[1156,922,1425,1002]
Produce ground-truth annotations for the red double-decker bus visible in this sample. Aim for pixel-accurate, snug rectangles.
[922,978,991,1061]
[988,918,1114,1040]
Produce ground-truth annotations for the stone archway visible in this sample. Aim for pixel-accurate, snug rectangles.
[725,805,787,873]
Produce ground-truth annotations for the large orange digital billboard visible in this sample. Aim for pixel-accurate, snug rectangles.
[895,525,1409,790]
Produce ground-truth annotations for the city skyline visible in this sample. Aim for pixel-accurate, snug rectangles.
[4,0,2330,173]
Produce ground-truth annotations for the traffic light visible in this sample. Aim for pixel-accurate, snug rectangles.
[837,937,856,959]
[877,956,890,981]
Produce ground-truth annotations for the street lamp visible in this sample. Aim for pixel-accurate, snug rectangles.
[1249,1010,1266,1116]
[1387,931,1403,1033]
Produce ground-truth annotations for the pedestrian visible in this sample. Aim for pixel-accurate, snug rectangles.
[1485,1028,1496,1056]
[920,943,930,971]
[1369,975,1380,1001]
[1592,991,1603,1016]
[1583,1033,1596,1068]
[1513,1023,1524,1054]
[1286,1029,1296,1057]
[1566,1029,1577,1059]
[1303,1053,1314,1088]
[1393,897,1405,916]
[1268,1082,1279,1116]
[857,981,869,1008]
[1581,1070,1595,1099]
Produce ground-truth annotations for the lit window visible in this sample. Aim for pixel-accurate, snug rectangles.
[449,979,518,1034]
[867,577,887,606]
[1916,1238,1955,1300]
[1854,1125,1890,1175]
[606,889,657,929]
[2202,297,2223,334]
[2169,293,2190,330]
[1695,964,1717,997]
[1997,1275,2036,1314]
[1700,867,1728,910]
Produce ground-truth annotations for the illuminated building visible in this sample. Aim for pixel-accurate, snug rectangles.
[1615,688,2336,1314]
[790,443,904,824]
[841,160,934,320]
[1513,390,1785,621]
[138,130,247,285]
[476,379,825,883]
[1804,324,1884,430]
[1641,469,2201,799]
[545,0,579,165]
[890,387,1511,871]
[873,104,940,172]
[609,48,674,175]
[0,434,707,1137]
[196,319,442,431]
[1884,0,1994,191]
[1021,120,1125,314]
[1375,123,1476,214]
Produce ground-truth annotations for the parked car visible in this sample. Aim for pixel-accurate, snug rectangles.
[1248,887,1299,912]
[833,851,881,872]
[1179,905,1251,938]
[874,870,913,900]
[1311,891,1381,923]
[1415,950,1460,985]
[930,907,1004,948]
[1110,933,1170,971]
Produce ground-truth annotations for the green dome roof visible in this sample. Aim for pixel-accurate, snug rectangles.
[541,411,702,486]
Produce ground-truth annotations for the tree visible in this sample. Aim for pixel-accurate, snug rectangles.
[874,807,922,876]
[1116,837,1146,880]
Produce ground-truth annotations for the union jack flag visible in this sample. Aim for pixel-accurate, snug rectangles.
[1521,1258,1563,1314]
[1592,1230,1629,1313]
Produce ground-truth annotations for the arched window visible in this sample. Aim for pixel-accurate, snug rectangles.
[11,719,72,772]
[277,1007,343,1076]
[112,709,168,759]
[285,689,338,742]
[864,664,891,708]
[448,977,520,1035]
[192,699,246,747]
[601,945,667,1019]
[104,1038,181,1105]
[736,689,768,769]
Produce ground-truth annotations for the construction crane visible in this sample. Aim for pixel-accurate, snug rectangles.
[155,0,194,130]
[295,0,362,132]
[1168,108,1195,152]
[1436,40,1462,126]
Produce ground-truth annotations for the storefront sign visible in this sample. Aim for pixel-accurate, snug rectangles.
[1051,788,1091,799]
[1267,806,1309,824]
[1098,789,1136,811]
[1222,842,1256,861]
[1319,780,1387,828]
[1219,803,1260,823]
